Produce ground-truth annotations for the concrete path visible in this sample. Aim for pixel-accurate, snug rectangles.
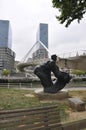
[64,87,86,91]
[20,86,86,91]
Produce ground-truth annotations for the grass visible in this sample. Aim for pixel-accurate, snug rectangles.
[0,88,37,110]
[0,87,86,123]
[0,88,86,110]
[0,88,59,110]
[68,90,86,103]
[67,81,86,87]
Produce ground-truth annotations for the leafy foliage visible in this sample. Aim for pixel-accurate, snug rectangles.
[2,69,10,76]
[71,69,85,75]
[52,0,86,27]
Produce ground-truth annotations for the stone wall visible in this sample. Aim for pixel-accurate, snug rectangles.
[57,55,86,71]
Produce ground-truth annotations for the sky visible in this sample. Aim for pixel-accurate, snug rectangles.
[0,0,86,61]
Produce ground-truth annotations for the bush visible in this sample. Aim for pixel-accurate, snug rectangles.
[71,69,85,76]
[2,69,10,76]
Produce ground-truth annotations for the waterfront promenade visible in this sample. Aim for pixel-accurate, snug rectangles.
[20,86,86,91]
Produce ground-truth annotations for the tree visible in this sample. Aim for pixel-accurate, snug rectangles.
[52,0,86,27]
[2,69,10,77]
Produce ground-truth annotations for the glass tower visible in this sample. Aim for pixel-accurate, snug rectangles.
[36,23,48,49]
[33,23,48,61]
[0,20,12,49]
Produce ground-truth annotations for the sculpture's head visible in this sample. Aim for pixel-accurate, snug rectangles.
[51,54,57,61]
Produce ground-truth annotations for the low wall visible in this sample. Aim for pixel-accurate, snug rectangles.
[0,106,86,130]
[62,119,86,130]
[58,55,86,71]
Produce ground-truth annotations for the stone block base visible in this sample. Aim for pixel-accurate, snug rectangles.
[68,97,85,111]
[35,89,68,100]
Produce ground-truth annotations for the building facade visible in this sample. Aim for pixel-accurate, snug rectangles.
[0,20,15,73]
[36,23,48,49]
[0,20,12,49]
[33,23,48,60]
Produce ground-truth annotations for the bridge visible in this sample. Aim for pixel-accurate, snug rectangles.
[17,40,86,78]
[17,41,51,78]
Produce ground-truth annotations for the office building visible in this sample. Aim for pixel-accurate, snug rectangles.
[33,23,48,60]
[0,20,15,73]
[0,20,12,49]
[36,23,48,48]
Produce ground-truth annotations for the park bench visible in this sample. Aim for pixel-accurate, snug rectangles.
[0,105,62,130]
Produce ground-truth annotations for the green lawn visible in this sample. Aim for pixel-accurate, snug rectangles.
[0,88,86,110]
[67,81,86,87]
[0,88,59,110]
[0,88,86,123]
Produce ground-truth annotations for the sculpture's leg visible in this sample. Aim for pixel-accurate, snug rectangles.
[44,79,58,93]
[54,79,66,91]
[53,72,72,92]
[44,86,57,93]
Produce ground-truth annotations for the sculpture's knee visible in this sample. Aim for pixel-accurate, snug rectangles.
[61,72,71,83]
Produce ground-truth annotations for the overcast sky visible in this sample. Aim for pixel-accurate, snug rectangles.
[0,0,86,61]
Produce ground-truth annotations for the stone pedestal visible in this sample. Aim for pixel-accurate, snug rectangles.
[35,88,68,100]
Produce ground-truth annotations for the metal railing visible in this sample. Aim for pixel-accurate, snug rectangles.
[0,82,41,89]
[58,50,86,58]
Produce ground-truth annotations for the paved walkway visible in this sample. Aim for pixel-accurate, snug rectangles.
[64,87,86,91]
[20,86,86,91]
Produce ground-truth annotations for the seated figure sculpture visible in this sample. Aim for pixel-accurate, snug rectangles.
[34,54,71,93]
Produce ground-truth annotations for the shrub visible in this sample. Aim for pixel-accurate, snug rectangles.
[71,69,85,76]
[2,69,10,76]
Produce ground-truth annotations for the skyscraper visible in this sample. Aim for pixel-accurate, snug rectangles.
[0,20,12,49]
[33,23,48,60]
[0,20,15,73]
[36,23,48,49]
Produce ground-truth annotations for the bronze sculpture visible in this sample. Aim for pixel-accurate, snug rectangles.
[34,54,71,93]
